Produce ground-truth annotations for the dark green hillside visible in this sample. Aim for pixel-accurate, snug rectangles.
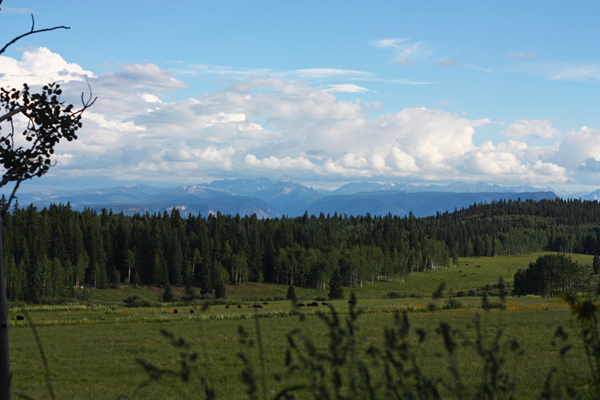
[3,196,600,303]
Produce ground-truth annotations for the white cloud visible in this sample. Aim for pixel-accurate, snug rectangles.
[291,68,372,80]
[0,47,93,88]
[458,140,568,183]
[193,146,236,169]
[184,64,431,85]
[502,119,561,139]
[371,38,431,65]
[83,112,146,133]
[387,146,420,173]
[370,38,408,49]
[324,84,369,93]
[140,94,162,103]
[244,154,317,171]
[555,126,600,168]
[1,6,35,13]
[527,62,600,81]
[2,47,593,188]
[210,113,246,124]
[393,42,430,65]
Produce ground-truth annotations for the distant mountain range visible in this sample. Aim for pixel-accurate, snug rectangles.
[9,178,597,218]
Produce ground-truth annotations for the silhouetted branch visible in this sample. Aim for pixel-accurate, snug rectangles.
[0,11,69,56]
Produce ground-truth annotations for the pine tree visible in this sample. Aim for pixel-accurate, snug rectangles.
[161,281,174,303]
[51,258,65,298]
[214,279,226,299]
[594,254,600,275]
[328,268,344,299]
[200,267,212,296]
[131,269,140,287]
[286,285,296,300]
[110,268,120,289]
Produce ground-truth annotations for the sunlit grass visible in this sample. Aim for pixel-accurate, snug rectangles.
[8,253,596,399]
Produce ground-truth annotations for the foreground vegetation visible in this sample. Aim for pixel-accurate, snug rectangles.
[7,295,590,399]
[7,253,600,399]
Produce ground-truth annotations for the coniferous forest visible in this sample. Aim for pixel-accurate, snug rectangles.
[4,196,600,303]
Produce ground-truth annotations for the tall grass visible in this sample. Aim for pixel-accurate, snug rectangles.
[127,282,600,399]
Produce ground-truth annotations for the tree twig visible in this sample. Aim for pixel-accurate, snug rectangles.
[0,13,70,56]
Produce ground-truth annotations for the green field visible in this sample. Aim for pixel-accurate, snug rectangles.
[8,253,597,399]
[52,252,594,306]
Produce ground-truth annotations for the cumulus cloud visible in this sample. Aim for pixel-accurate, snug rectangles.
[2,47,593,188]
[0,47,93,88]
[244,154,317,171]
[502,120,561,140]
[555,126,600,169]
[387,146,420,173]
[458,141,567,183]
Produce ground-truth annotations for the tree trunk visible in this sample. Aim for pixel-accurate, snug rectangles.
[0,215,12,399]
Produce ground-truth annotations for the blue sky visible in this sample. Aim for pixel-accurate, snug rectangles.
[0,1,599,193]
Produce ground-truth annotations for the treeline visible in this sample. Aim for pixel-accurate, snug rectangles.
[3,197,600,302]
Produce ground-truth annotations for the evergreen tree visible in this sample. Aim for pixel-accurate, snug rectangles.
[51,258,65,298]
[214,279,226,299]
[161,281,174,302]
[328,268,344,299]
[286,285,296,300]
[4,257,18,301]
[110,268,120,289]
[513,253,583,296]
[199,266,212,296]
[594,254,600,275]
[131,269,140,287]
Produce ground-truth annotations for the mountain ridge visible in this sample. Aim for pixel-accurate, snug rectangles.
[7,178,594,218]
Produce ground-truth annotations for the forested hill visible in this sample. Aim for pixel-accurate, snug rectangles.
[3,197,600,303]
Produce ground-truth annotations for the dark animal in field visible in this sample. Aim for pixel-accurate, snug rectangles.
[238,305,242,308]
[322,302,328,305]
[298,303,305,307]
[173,309,178,314]
[263,302,269,305]
[16,316,24,321]
[190,309,195,314]
[253,305,263,308]
[459,271,462,273]
[225,305,230,309]
[348,300,356,305]
[464,274,467,277]
[308,302,319,307]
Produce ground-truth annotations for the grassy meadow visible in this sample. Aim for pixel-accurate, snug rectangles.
[8,252,596,399]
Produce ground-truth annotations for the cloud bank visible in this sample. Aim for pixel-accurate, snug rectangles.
[0,48,595,188]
